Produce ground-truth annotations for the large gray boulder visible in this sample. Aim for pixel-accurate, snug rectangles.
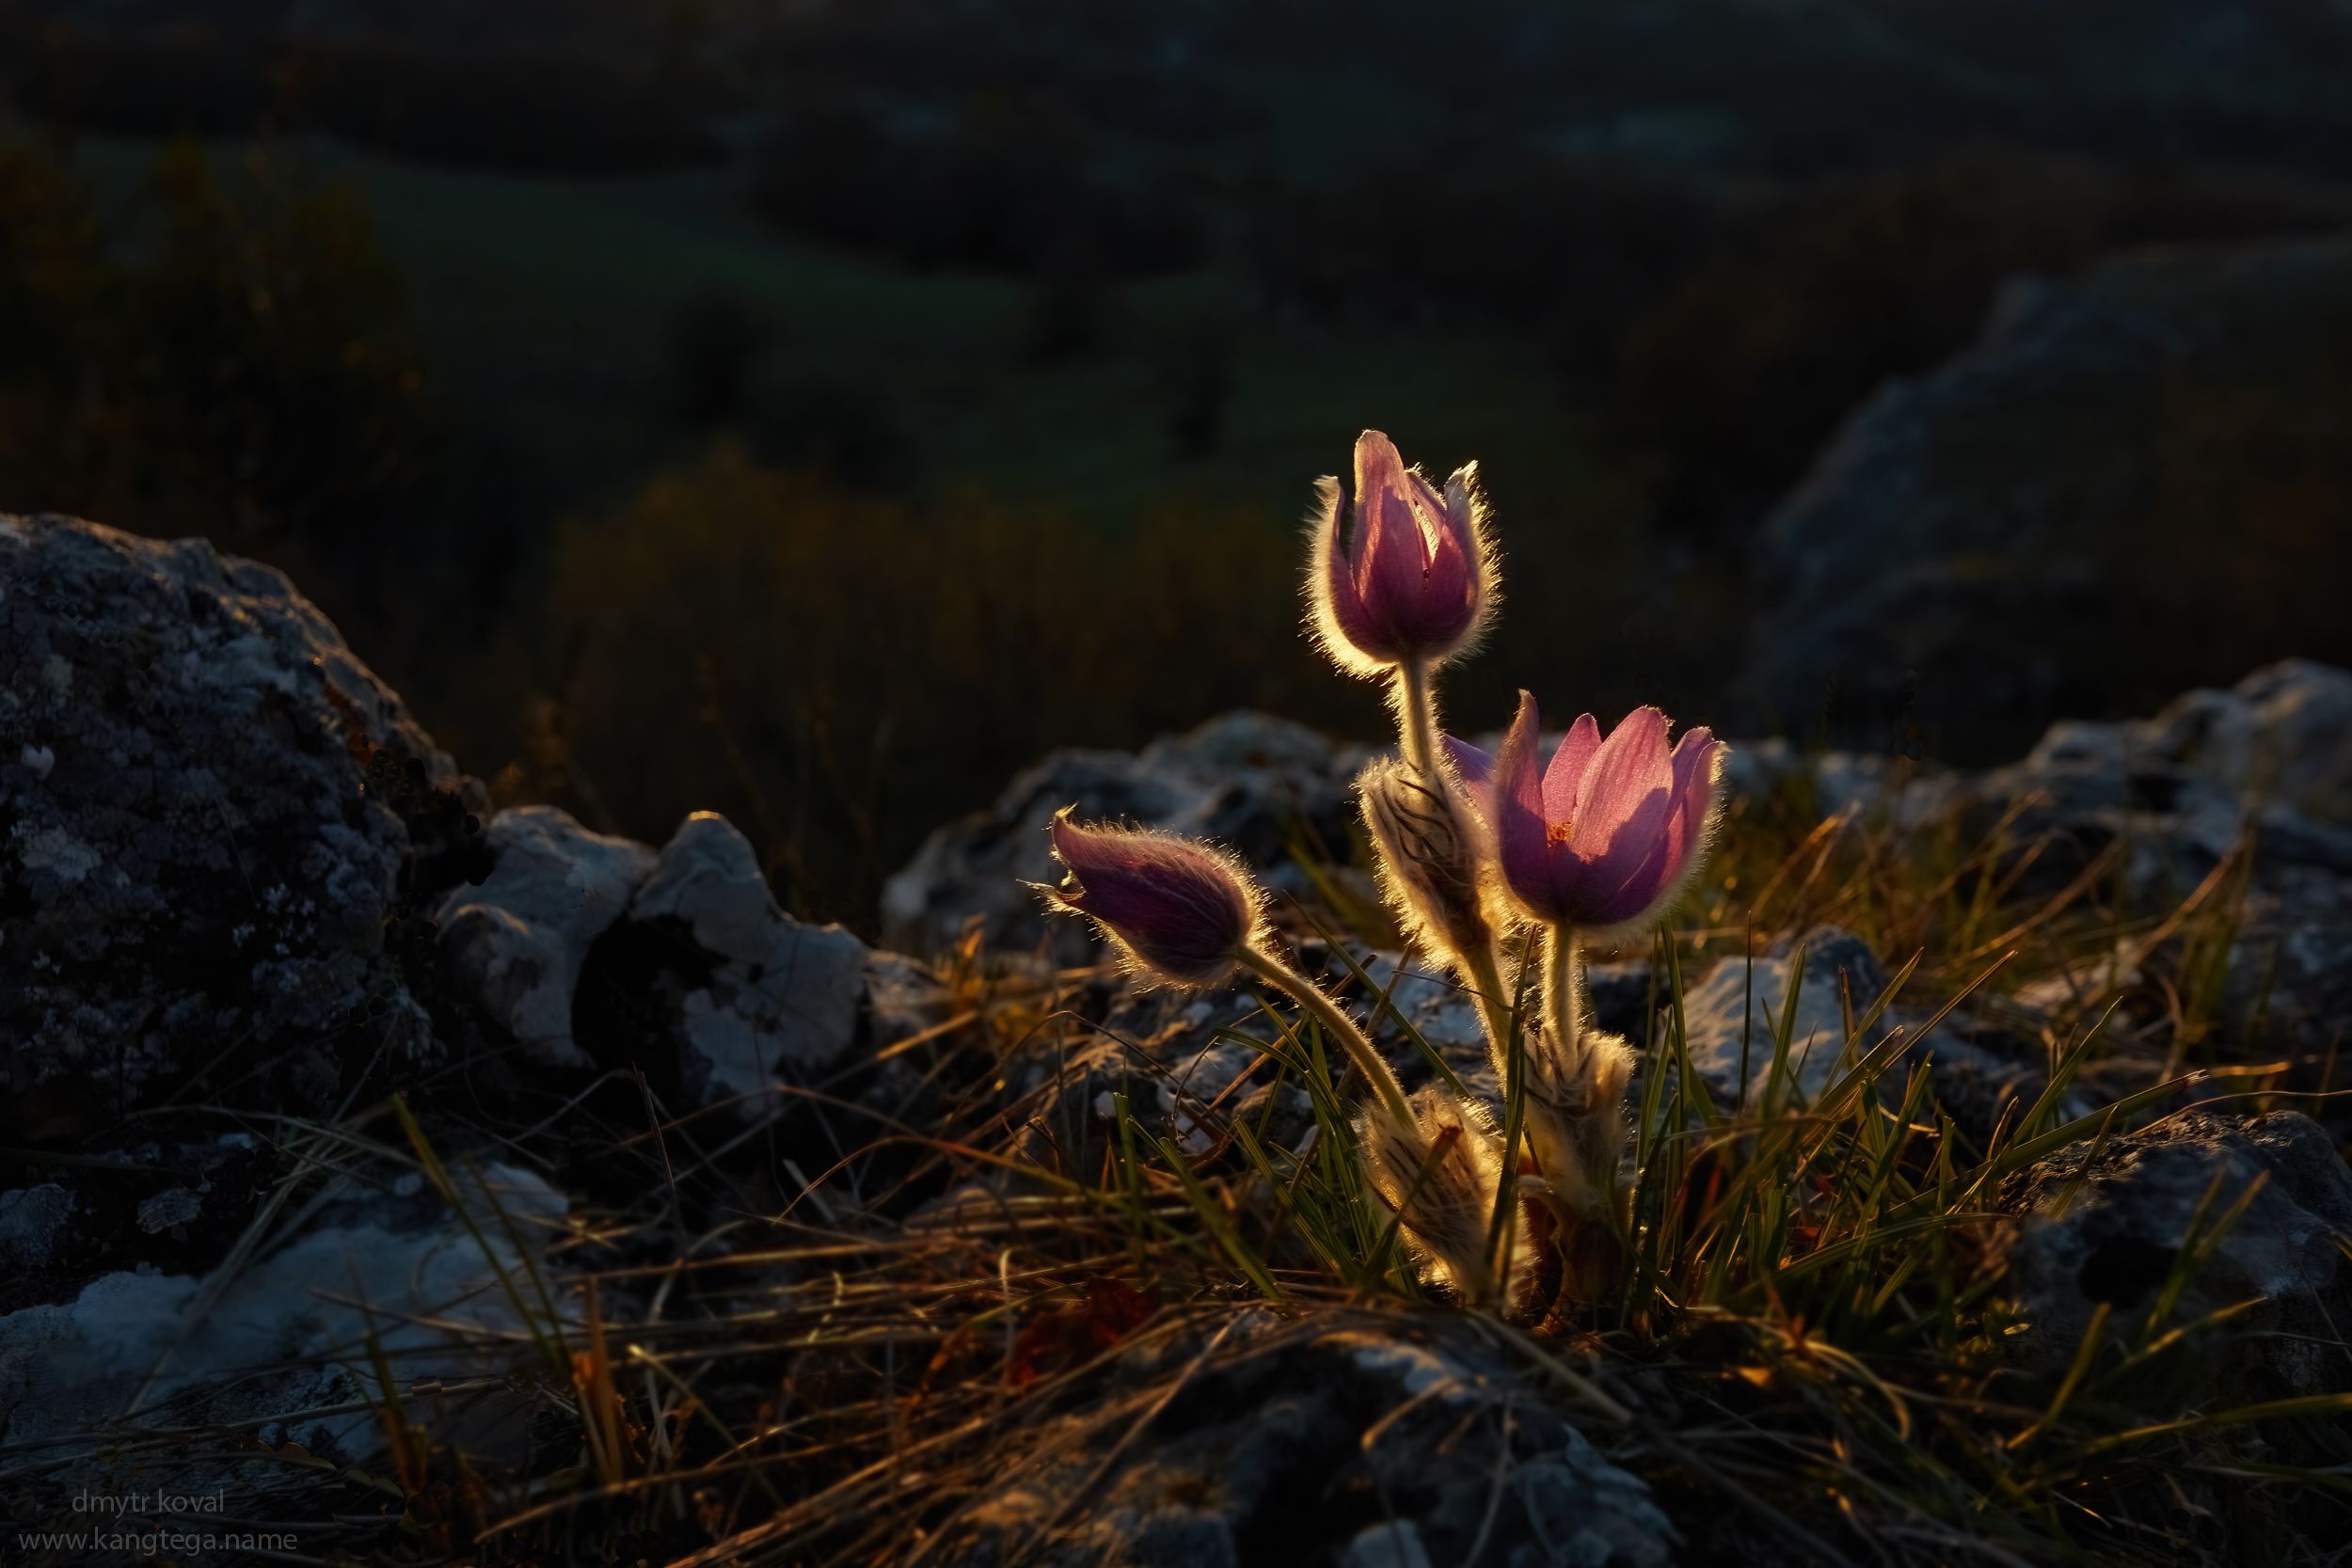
[0,515,486,1131]
[1751,242,2352,748]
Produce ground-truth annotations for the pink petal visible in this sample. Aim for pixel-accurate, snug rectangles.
[1665,727,1724,867]
[1492,690,1559,921]
[1322,503,1379,653]
[1416,472,1475,627]
[1442,735,1494,792]
[1439,464,1479,553]
[1541,713,1602,825]
[1442,734,1497,829]
[1569,707,1672,854]
[1563,708,1676,922]
[1404,468,1452,559]
[1354,449,1432,634]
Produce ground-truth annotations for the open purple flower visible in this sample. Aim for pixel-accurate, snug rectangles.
[1475,693,1726,938]
[1033,809,1265,988]
[1307,430,1495,676]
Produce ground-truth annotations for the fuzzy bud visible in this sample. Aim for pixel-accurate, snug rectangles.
[1521,1027,1637,1214]
[1031,809,1264,989]
[1307,430,1497,677]
[1358,755,1492,966]
[1359,1086,1527,1304]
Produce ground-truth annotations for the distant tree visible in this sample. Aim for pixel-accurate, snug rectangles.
[0,135,433,572]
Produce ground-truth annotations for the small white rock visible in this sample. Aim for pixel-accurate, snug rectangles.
[19,744,54,779]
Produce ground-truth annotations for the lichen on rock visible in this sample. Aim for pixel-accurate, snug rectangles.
[0,515,486,1129]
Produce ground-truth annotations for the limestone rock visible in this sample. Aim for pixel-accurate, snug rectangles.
[1995,1110,2352,1401]
[1966,661,2352,1056]
[0,1159,566,1498]
[0,515,485,1131]
[430,804,657,1069]
[434,806,873,1122]
[620,811,870,1116]
[1677,926,2042,1139]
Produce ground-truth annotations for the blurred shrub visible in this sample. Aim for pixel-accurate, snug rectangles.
[0,135,431,571]
[1025,239,1109,363]
[1619,151,2352,532]
[534,445,1317,925]
[286,43,721,171]
[0,135,109,480]
[1151,305,1238,461]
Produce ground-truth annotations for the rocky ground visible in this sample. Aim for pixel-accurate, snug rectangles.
[4,515,2349,1565]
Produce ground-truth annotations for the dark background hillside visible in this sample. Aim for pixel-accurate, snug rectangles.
[6,0,2351,927]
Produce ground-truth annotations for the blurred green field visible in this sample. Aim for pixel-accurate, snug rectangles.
[70,133,1625,540]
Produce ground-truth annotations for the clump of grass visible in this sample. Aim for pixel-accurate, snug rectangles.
[20,771,2326,1568]
[239,779,2328,1568]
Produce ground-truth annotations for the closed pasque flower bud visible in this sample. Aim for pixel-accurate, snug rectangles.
[1308,430,1498,678]
[1357,755,1491,965]
[1032,809,1265,989]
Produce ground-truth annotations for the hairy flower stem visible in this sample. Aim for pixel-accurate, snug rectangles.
[1395,657,1439,777]
[1239,945,1414,1128]
[1460,942,1520,1085]
[1391,655,1516,1058]
[1544,925,1583,1094]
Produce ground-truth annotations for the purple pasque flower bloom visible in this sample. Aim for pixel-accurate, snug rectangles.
[1307,429,1496,676]
[1469,693,1725,939]
[1033,809,1266,988]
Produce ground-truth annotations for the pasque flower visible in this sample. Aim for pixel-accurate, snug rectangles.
[1034,809,1265,988]
[1474,694,1726,942]
[1449,695,1726,1239]
[1307,429,1496,680]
